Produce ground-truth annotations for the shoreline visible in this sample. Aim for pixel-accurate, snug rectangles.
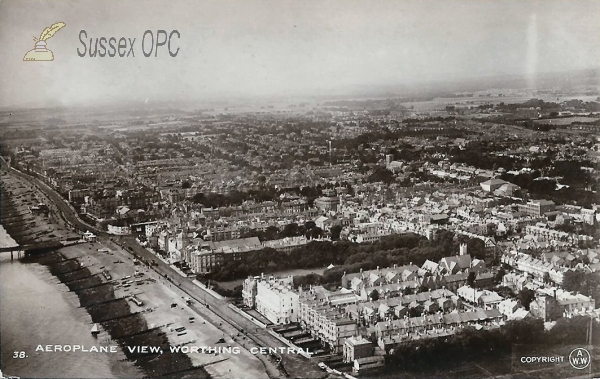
[1,226,141,378]
[20,244,212,379]
[0,170,211,378]
[0,225,140,379]
[0,167,273,379]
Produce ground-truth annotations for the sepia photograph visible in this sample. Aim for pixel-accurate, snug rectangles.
[0,1,599,378]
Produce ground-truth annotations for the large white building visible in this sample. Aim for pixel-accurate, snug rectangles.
[254,275,299,325]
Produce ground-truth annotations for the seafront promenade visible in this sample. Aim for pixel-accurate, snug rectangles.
[0,162,325,379]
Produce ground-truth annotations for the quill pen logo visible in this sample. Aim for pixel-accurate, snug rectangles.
[23,22,66,61]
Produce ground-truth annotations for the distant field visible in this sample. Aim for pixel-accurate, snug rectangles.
[0,138,39,146]
[534,116,599,125]
[402,94,537,112]
[403,94,599,112]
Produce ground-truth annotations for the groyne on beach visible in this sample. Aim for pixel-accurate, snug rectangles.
[2,168,211,378]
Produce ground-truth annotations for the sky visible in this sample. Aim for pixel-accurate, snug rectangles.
[0,0,599,108]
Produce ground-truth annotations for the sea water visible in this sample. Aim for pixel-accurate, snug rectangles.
[0,226,141,378]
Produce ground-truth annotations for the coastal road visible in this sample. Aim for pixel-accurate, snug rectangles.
[2,160,324,379]
[114,235,324,379]
[1,159,103,236]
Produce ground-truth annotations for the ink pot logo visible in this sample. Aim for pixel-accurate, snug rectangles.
[569,347,591,370]
[23,22,66,61]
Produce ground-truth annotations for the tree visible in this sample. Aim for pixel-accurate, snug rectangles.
[310,227,323,240]
[503,317,545,344]
[550,316,600,346]
[367,167,395,184]
[263,225,280,241]
[563,270,600,303]
[370,289,380,301]
[192,193,205,204]
[281,223,300,238]
[434,230,457,255]
[467,238,486,260]
[304,220,316,230]
[467,271,476,287]
[562,270,585,294]
[494,268,506,284]
[294,273,323,288]
[518,288,536,310]
[330,225,343,241]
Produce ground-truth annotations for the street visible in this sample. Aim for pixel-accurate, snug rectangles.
[111,235,325,379]
[3,159,325,379]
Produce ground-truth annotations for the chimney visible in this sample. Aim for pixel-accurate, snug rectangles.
[553,289,557,299]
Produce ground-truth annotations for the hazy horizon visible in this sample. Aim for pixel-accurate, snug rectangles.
[1,0,599,109]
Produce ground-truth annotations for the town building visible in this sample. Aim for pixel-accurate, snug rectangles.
[343,336,373,363]
[184,237,263,273]
[242,276,259,308]
[254,275,299,325]
[353,356,385,374]
[298,287,358,353]
[480,178,509,192]
[374,309,502,341]
[518,200,556,217]
[315,195,340,212]
[530,288,596,321]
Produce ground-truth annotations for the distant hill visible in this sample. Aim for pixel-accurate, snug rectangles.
[424,68,599,93]
[313,68,600,102]
[3,68,598,113]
